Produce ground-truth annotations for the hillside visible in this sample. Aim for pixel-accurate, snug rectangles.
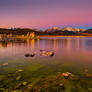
[0,27,92,36]
[0,28,44,35]
[83,29,92,34]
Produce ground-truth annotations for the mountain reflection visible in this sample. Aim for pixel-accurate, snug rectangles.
[0,37,92,52]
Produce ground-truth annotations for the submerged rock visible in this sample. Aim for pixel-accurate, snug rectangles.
[24,54,31,57]
[40,50,55,57]
[17,69,23,72]
[0,88,5,91]
[84,73,91,77]
[83,69,91,77]
[2,63,8,66]
[30,53,35,57]
[22,82,27,86]
[84,69,88,73]
[48,51,55,56]
[24,53,35,57]
[11,90,22,92]
[88,88,92,92]
[16,76,21,81]
[62,72,71,79]
[70,74,80,80]
[59,83,66,89]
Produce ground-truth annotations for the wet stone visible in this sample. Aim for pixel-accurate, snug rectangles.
[24,54,30,57]
[16,76,21,81]
[2,63,9,66]
[88,88,92,92]
[22,82,27,86]
[62,72,71,79]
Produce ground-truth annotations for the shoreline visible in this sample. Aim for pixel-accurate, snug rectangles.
[39,35,92,37]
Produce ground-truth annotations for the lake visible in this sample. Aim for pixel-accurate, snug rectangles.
[0,37,92,92]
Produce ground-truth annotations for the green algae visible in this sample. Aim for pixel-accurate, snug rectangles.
[0,67,91,92]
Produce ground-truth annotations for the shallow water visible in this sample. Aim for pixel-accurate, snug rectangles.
[0,37,92,91]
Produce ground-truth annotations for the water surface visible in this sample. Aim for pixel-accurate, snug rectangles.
[0,37,92,91]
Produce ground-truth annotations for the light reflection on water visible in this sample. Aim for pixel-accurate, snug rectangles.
[0,37,92,73]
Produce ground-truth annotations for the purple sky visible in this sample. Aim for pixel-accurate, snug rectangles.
[0,0,92,29]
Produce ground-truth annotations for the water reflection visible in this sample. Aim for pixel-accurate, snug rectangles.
[0,37,92,52]
[0,37,92,71]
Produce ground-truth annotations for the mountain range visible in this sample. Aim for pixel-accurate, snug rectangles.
[0,27,92,36]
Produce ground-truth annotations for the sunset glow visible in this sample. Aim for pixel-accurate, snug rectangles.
[0,0,92,29]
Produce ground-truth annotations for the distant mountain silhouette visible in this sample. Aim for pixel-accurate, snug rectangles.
[83,29,92,34]
[0,27,92,36]
[45,29,77,35]
[0,28,44,35]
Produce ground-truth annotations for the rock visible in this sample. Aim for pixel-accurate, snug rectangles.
[22,82,27,86]
[59,83,63,86]
[14,83,21,90]
[83,69,91,77]
[2,63,8,66]
[84,69,88,73]
[48,52,54,56]
[45,51,54,56]
[0,88,5,91]
[85,73,91,77]
[62,72,71,79]
[17,69,23,72]
[40,49,44,52]
[30,53,35,57]
[59,83,66,89]
[11,90,22,92]
[40,50,55,57]
[70,74,79,80]
[16,76,21,81]
[24,54,30,57]
[25,53,35,57]
[57,72,62,77]
[27,84,33,89]
[88,88,92,92]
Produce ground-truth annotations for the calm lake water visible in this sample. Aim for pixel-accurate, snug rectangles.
[0,37,92,91]
[0,37,92,73]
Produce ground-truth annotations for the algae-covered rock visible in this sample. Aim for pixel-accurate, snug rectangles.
[14,83,22,90]
[30,53,35,57]
[24,54,30,57]
[0,88,5,91]
[84,69,88,73]
[16,76,21,81]
[88,88,92,92]
[59,83,66,89]
[0,75,6,81]
[10,90,22,92]
[83,69,92,78]
[27,84,33,89]
[17,69,23,72]
[70,74,80,80]
[2,63,8,66]
[62,72,71,79]
[22,82,27,86]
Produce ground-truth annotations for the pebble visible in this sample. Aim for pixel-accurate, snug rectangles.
[2,63,8,66]
[88,88,92,92]
[25,53,35,57]
[30,53,35,57]
[22,82,27,86]
[84,69,88,73]
[25,54,30,57]
[16,76,21,81]
[17,69,23,72]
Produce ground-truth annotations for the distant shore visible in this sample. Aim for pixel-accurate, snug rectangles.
[39,35,92,37]
[0,28,92,37]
